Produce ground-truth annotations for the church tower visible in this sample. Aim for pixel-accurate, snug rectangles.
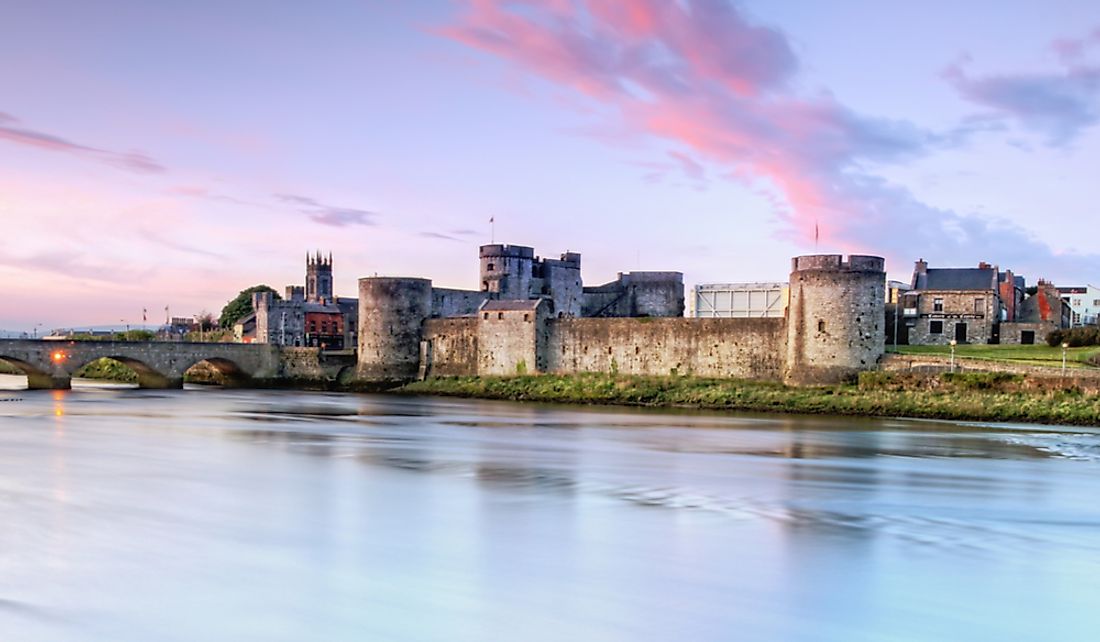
[306,251,334,303]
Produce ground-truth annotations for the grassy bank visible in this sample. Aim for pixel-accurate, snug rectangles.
[890,344,1100,368]
[400,372,1100,426]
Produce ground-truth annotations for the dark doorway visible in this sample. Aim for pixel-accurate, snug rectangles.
[955,322,968,343]
[1021,330,1035,345]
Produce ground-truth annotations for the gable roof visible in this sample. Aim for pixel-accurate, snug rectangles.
[915,268,996,291]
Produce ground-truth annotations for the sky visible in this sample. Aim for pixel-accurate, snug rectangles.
[2,0,1100,331]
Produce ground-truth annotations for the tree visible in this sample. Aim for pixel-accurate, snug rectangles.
[219,286,281,328]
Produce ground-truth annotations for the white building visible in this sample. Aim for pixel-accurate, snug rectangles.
[691,282,788,318]
[1058,285,1100,326]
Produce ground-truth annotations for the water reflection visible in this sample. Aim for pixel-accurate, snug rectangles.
[2,387,1100,641]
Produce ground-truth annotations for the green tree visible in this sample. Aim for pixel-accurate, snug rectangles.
[219,286,281,328]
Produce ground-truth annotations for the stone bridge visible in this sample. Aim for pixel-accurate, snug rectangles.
[0,340,351,390]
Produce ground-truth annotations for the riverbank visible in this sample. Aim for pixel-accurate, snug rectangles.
[400,372,1100,426]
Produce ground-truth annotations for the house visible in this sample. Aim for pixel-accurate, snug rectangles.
[903,260,1017,345]
[1001,280,1072,344]
[1057,285,1100,326]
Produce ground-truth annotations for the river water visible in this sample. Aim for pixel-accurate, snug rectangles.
[1,374,1099,641]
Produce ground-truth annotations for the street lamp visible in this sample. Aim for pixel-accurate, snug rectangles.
[949,339,957,373]
[1062,342,1069,377]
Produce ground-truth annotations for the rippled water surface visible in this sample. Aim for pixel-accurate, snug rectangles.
[2,373,1100,641]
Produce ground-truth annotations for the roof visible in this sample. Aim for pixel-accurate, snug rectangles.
[915,268,996,291]
[480,299,545,312]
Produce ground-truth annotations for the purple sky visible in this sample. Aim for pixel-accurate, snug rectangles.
[3,0,1099,330]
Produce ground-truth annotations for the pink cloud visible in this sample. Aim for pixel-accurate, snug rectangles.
[442,0,1100,277]
[0,111,165,174]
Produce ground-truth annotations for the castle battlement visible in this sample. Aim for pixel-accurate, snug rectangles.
[791,254,885,272]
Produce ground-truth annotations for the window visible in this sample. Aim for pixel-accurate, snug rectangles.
[523,313,530,322]
[930,320,943,334]
[974,298,983,314]
[497,312,504,320]
[482,312,488,320]
[1074,299,1083,307]
[1094,299,1100,307]
[933,297,944,312]
[486,263,495,272]
[817,320,826,332]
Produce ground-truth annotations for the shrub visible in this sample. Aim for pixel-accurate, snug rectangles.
[1047,326,1100,348]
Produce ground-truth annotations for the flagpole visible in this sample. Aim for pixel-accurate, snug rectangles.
[490,216,495,244]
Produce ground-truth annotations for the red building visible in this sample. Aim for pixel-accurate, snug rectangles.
[305,308,344,349]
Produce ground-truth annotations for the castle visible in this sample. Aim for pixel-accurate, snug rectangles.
[354,247,887,386]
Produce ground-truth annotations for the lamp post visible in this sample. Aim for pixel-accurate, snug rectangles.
[1062,342,1069,377]
[949,339,957,373]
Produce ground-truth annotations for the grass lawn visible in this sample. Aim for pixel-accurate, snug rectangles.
[889,344,1100,368]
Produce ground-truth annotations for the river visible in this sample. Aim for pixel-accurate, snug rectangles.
[1,373,1099,641]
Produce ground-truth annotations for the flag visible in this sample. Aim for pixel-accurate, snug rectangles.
[142,308,147,322]
[814,222,820,245]
[490,216,494,223]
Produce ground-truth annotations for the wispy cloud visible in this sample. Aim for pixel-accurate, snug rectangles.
[443,0,1099,276]
[137,229,226,260]
[420,231,464,242]
[0,112,166,174]
[167,185,263,208]
[945,30,1100,147]
[274,193,377,227]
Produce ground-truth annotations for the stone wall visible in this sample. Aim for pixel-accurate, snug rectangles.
[422,318,478,377]
[538,256,583,317]
[908,291,997,345]
[431,288,489,318]
[545,317,787,379]
[785,255,886,384]
[1000,321,1058,345]
[477,301,549,375]
[581,272,684,318]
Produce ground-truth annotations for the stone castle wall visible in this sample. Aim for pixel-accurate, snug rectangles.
[421,318,478,377]
[431,288,489,318]
[361,254,887,386]
[546,317,786,379]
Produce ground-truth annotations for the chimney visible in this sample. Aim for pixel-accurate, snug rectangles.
[911,259,928,290]
[978,261,991,270]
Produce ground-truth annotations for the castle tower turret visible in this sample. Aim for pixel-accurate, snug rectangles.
[306,251,334,303]
[785,254,886,385]
[479,244,535,300]
[357,277,432,383]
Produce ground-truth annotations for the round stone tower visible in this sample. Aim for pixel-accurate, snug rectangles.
[479,244,535,299]
[357,277,432,383]
[785,255,886,385]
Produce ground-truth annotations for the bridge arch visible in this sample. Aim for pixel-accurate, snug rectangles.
[180,357,253,387]
[0,355,47,389]
[71,355,174,389]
